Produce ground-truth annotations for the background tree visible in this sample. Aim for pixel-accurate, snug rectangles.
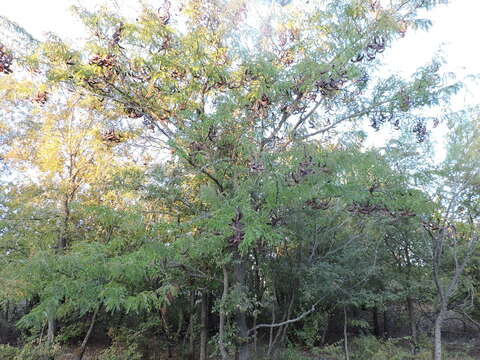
[426,108,480,360]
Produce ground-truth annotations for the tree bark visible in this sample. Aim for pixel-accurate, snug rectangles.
[279,295,295,347]
[187,292,195,360]
[57,194,71,250]
[200,291,208,360]
[49,195,72,345]
[320,312,329,345]
[343,307,349,360]
[372,306,382,338]
[219,266,229,360]
[234,256,249,360]
[74,306,99,360]
[383,309,389,339]
[433,308,446,360]
[406,297,418,352]
[47,312,55,345]
[267,299,276,356]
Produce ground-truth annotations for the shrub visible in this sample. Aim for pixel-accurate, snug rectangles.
[12,343,60,360]
[0,344,18,360]
[96,344,143,360]
[96,327,143,360]
[278,347,312,360]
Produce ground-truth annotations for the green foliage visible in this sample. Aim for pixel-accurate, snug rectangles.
[97,345,143,360]
[315,335,476,360]
[294,311,329,349]
[12,343,61,360]
[278,347,311,360]
[317,336,428,360]
[0,344,18,360]
[97,327,144,360]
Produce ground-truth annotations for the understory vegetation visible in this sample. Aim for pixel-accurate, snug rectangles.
[1,0,479,359]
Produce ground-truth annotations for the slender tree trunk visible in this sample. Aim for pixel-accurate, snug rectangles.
[320,312,329,345]
[433,308,446,360]
[383,309,389,339]
[279,295,294,347]
[406,297,418,352]
[175,308,184,358]
[188,292,195,360]
[200,291,208,360]
[267,300,276,356]
[268,296,291,357]
[74,306,99,360]
[252,314,258,355]
[47,312,55,345]
[372,306,382,338]
[234,256,249,360]
[58,194,71,250]
[219,266,229,360]
[39,321,46,344]
[160,308,173,359]
[343,307,349,360]
[4,300,9,323]
[48,195,72,345]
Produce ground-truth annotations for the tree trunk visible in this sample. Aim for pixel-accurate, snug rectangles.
[57,194,71,250]
[74,306,99,360]
[187,292,195,360]
[39,321,46,344]
[343,307,349,360]
[219,266,229,360]
[279,295,294,347]
[320,312,329,345]
[267,299,276,356]
[234,256,249,360]
[4,300,9,323]
[383,309,389,339]
[372,306,382,338]
[200,291,208,360]
[406,297,418,352]
[47,312,55,345]
[433,308,446,360]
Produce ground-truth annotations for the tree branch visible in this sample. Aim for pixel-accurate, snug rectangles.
[247,301,320,336]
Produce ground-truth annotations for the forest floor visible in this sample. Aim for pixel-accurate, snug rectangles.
[54,341,480,360]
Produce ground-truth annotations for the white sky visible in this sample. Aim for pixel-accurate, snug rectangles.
[1,0,479,160]
[2,0,477,73]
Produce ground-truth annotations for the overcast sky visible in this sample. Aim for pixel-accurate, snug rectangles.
[1,0,478,157]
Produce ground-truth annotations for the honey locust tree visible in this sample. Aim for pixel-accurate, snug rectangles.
[2,0,460,358]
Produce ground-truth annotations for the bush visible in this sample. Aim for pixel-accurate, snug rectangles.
[12,343,60,360]
[278,347,312,360]
[0,344,18,360]
[316,336,427,360]
[97,344,142,360]
[315,336,475,360]
[96,327,143,360]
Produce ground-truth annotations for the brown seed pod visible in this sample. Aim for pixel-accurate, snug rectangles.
[124,106,143,118]
[0,44,13,74]
[280,51,294,65]
[112,22,124,45]
[229,208,244,246]
[33,91,48,105]
[101,129,122,143]
[158,0,171,25]
[305,198,330,210]
[89,54,116,69]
